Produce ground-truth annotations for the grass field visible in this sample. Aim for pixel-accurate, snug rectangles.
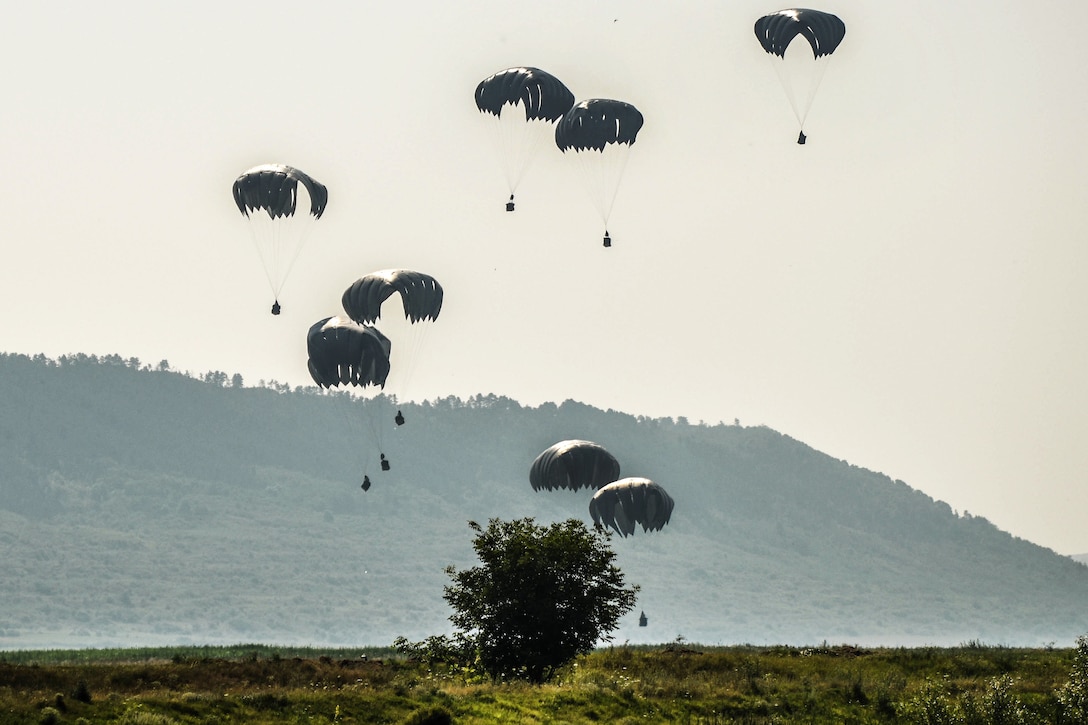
[2,640,1086,723]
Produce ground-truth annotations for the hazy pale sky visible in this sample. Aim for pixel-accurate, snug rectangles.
[2,1,1086,555]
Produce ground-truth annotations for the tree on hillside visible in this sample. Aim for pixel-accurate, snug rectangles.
[443,517,639,683]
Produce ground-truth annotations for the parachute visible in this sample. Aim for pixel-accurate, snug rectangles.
[232,164,328,314]
[529,439,620,492]
[307,316,393,482]
[589,477,674,537]
[555,100,643,152]
[306,316,390,390]
[555,99,643,247]
[476,66,575,123]
[341,270,443,324]
[754,9,845,143]
[342,270,443,423]
[475,67,575,211]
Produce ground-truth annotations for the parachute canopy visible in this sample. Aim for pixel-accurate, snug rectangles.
[530,440,620,492]
[342,270,444,325]
[754,9,845,58]
[555,99,644,152]
[306,316,391,389]
[475,67,575,122]
[232,164,328,220]
[589,477,674,537]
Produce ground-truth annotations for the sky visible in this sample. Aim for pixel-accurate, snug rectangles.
[2,1,1086,556]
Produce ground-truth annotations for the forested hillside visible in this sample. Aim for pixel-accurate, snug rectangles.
[2,352,1086,649]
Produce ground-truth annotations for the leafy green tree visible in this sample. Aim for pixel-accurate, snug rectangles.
[443,517,639,683]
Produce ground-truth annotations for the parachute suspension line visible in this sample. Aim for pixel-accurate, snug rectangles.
[323,386,386,481]
[488,109,555,209]
[243,212,318,307]
[375,392,394,470]
[359,389,391,473]
[571,142,633,243]
[341,386,390,481]
[274,213,318,299]
[768,47,832,140]
[399,320,431,408]
[603,146,632,227]
[381,315,432,423]
[243,216,278,299]
[268,217,285,295]
[324,388,372,489]
[354,391,389,486]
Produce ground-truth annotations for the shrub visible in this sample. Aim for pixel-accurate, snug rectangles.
[898,676,960,725]
[961,674,1027,725]
[900,672,1028,725]
[1057,635,1088,722]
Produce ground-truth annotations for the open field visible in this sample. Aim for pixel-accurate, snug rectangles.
[2,641,1085,723]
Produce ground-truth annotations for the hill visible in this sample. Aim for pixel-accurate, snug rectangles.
[1,352,1086,649]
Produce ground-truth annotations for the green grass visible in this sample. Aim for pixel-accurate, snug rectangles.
[0,642,1082,723]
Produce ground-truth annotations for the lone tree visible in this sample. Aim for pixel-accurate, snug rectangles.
[443,517,639,683]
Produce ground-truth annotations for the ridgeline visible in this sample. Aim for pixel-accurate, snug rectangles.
[1,352,1085,649]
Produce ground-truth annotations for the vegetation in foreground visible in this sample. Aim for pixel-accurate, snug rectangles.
[439,517,639,684]
[2,637,1087,724]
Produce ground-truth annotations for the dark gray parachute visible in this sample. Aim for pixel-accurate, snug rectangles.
[555,99,643,152]
[341,270,444,325]
[306,316,391,389]
[589,477,674,537]
[529,440,620,492]
[233,164,329,220]
[754,8,846,59]
[475,67,575,122]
